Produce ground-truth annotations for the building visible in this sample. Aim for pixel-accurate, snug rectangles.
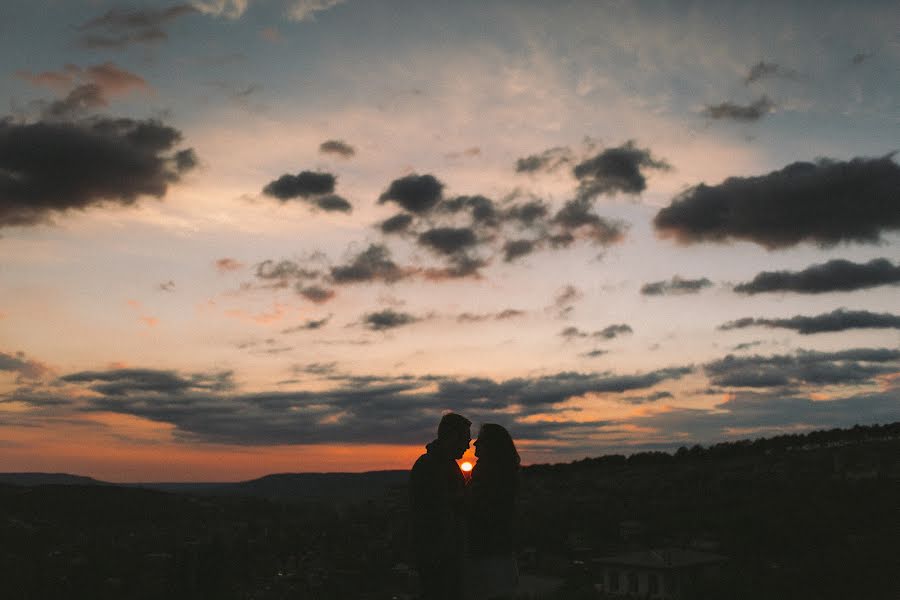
[593,548,726,599]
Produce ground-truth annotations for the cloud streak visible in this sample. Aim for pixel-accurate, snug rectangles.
[734,258,900,294]
[720,309,900,335]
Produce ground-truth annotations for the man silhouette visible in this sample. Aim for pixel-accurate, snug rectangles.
[410,412,472,600]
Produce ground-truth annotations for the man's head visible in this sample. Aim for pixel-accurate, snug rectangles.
[437,412,471,459]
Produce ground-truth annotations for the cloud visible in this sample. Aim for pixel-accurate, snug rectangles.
[439,195,499,228]
[702,96,774,122]
[417,227,478,256]
[296,285,336,303]
[18,62,149,99]
[20,362,691,445]
[551,284,582,318]
[514,146,574,173]
[503,239,537,262]
[503,200,549,227]
[291,362,338,375]
[596,324,633,339]
[380,213,414,234]
[744,61,797,84]
[641,276,713,296]
[362,309,418,331]
[734,258,900,294]
[78,4,198,48]
[0,351,50,381]
[378,174,444,214]
[0,117,197,228]
[191,1,248,19]
[281,315,331,333]
[573,141,670,200]
[719,309,900,335]
[581,349,608,358]
[255,260,319,284]
[330,244,411,284]
[286,0,346,21]
[262,170,335,199]
[422,256,487,281]
[551,199,627,246]
[158,280,175,292]
[621,390,673,404]
[319,139,355,157]
[314,194,352,212]
[60,368,234,396]
[653,154,900,248]
[631,389,900,442]
[215,258,244,272]
[851,52,874,65]
[703,347,900,388]
[456,309,524,323]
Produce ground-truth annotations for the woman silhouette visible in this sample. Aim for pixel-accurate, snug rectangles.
[466,423,520,600]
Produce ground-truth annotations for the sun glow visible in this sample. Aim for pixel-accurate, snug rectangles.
[460,461,473,472]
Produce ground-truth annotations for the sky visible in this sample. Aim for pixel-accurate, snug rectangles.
[0,0,898,481]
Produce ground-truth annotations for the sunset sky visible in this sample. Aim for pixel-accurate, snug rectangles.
[1,0,898,481]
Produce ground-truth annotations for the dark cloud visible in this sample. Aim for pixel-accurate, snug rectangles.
[0,117,197,228]
[314,194,352,213]
[851,52,874,65]
[719,308,900,335]
[42,83,107,119]
[422,256,487,281]
[281,315,331,333]
[158,280,175,292]
[380,213,414,234]
[552,284,582,319]
[653,154,900,248]
[581,349,608,358]
[255,260,319,282]
[641,276,713,296]
[503,200,548,227]
[55,364,689,444]
[439,195,499,227]
[560,326,588,339]
[77,4,198,48]
[703,347,900,388]
[552,199,627,246]
[596,324,633,339]
[319,139,355,158]
[330,244,410,284]
[262,171,336,200]
[514,146,574,173]
[703,96,774,122]
[60,368,234,396]
[296,285,336,304]
[0,351,50,381]
[362,309,418,331]
[502,239,536,262]
[744,61,797,84]
[417,227,478,255]
[734,258,900,294]
[378,174,444,214]
[573,141,670,199]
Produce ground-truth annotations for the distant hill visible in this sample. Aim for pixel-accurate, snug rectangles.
[0,472,107,487]
[133,470,411,502]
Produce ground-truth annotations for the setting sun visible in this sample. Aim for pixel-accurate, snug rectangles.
[460,461,473,472]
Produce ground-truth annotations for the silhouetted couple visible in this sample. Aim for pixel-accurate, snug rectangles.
[410,413,520,600]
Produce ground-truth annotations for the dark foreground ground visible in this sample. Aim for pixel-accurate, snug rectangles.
[1,422,897,600]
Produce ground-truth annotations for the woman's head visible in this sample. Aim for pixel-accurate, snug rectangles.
[474,423,520,467]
